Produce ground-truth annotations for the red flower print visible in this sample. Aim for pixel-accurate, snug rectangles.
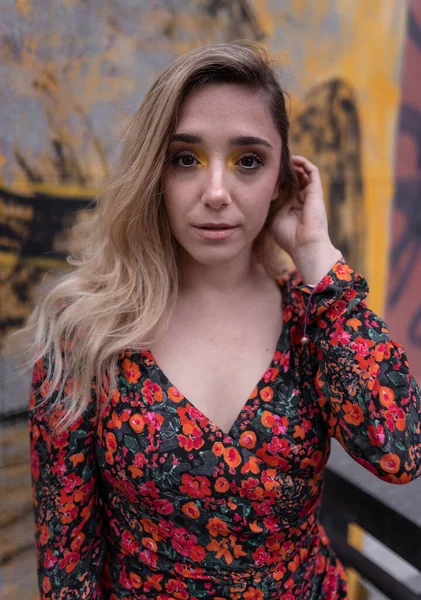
[272,415,288,435]
[214,477,230,493]
[139,548,158,570]
[379,386,395,407]
[142,379,163,405]
[240,478,264,500]
[69,452,84,467]
[70,532,85,552]
[260,386,274,403]
[30,449,40,482]
[121,530,140,556]
[261,411,275,428]
[157,518,175,539]
[368,424,385,447]
[239,430,257,449]
[142,537,158,552]
[188,544,206,563]
[105,431,117,453]
[153,499,174,515]
[129,413,145,433]
[241,455,261,475]
[267,437,290,456]
[144,573,164,592]
[212,441,224,456]
[167,386,184,403]
[261,469,280,491]
[179,474,212,499]
[223,446,242,468]
[128,572,143,589]
[138,480,159,498]
[206,517,230,537]
[145,411,165,433]
[206,538,233,565]
[343,401,364,426]
[380,453,401,474]
[43,548,58,569]
[262,367,279,382]
[165,578,189,600]
[58,551,79,573]
[39,523,50,546]
[171,527,198,556]
[350,335,375,357]
[333,262,352,281]
[252,545,271,568]
[41,577,51,594]
[122,358,141,383]
[279,350,290,372]
[181,502,200,519]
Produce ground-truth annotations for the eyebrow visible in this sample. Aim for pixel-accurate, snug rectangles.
[169,133,273,149]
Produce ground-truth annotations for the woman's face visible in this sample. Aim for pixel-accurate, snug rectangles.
[162,83,282,267]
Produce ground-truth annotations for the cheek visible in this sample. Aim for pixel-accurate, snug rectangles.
[241,180,276,222]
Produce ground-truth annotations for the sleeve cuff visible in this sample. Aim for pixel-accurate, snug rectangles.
[295,258,370,326]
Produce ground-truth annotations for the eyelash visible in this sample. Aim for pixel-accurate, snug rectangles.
[170,151,266,171]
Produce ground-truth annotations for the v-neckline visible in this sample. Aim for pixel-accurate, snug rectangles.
[141,275,291,440]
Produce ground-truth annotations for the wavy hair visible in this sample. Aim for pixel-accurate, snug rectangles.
[16,41,298,431]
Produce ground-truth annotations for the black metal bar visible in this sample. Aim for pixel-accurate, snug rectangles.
[0,408,28,424]
[321,468,421,571]
[326,529,421,600]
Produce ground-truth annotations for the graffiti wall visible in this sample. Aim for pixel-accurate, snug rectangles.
[385,0,421,377]
[0,1,415,390]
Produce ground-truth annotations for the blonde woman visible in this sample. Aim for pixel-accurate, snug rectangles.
[26,42,421,599]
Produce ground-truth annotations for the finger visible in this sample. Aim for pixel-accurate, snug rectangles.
[292,156,322,187]
[291,155,318,172]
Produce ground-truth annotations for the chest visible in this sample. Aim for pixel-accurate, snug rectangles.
[149,295,284,434]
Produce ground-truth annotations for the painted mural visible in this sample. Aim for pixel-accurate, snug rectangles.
[385,0,421,381]
[1,1,420,596]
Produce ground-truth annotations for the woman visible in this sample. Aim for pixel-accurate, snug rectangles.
[27,42,421,599]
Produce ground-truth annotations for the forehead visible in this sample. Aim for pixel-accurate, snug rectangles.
[176,83,280,145]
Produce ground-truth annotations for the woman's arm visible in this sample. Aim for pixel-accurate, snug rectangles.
[298,258,421,484]
[29,355,105,599]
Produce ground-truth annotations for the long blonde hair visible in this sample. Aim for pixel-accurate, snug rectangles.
[18,41,298,431]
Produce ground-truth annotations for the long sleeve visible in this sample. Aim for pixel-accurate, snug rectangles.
[29,355,105,599]
[297,258,421,484]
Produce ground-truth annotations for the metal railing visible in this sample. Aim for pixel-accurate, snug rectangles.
[321,468,421,600]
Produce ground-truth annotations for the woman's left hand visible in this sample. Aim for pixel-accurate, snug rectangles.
[269,155,343,283]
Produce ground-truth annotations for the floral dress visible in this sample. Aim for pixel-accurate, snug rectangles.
[29,258,421,600]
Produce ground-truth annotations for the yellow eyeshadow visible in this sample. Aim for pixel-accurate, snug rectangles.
[227,152,243,168]
[194,149,208,167]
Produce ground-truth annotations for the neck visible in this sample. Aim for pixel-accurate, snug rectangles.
[177,248,266,299]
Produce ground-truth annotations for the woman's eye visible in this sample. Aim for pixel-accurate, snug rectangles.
[171,152,198,168]
[237,154,265,170]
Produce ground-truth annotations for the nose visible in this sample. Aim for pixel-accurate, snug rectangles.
[200,162,231,209]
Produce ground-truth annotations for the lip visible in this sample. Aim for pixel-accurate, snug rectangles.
[195,223,237,228]
[193,225,239,240]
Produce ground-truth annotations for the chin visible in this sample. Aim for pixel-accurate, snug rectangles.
[181,243,246,266]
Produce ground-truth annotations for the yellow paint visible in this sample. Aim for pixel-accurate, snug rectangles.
[287,0,407,316]
[30,183,99,198]
[16,0,31,17]
[0,252,19,268]
[347,523,368,600]
[21,256,70,269]
[254,0,276,36]
[0,0,407,321]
